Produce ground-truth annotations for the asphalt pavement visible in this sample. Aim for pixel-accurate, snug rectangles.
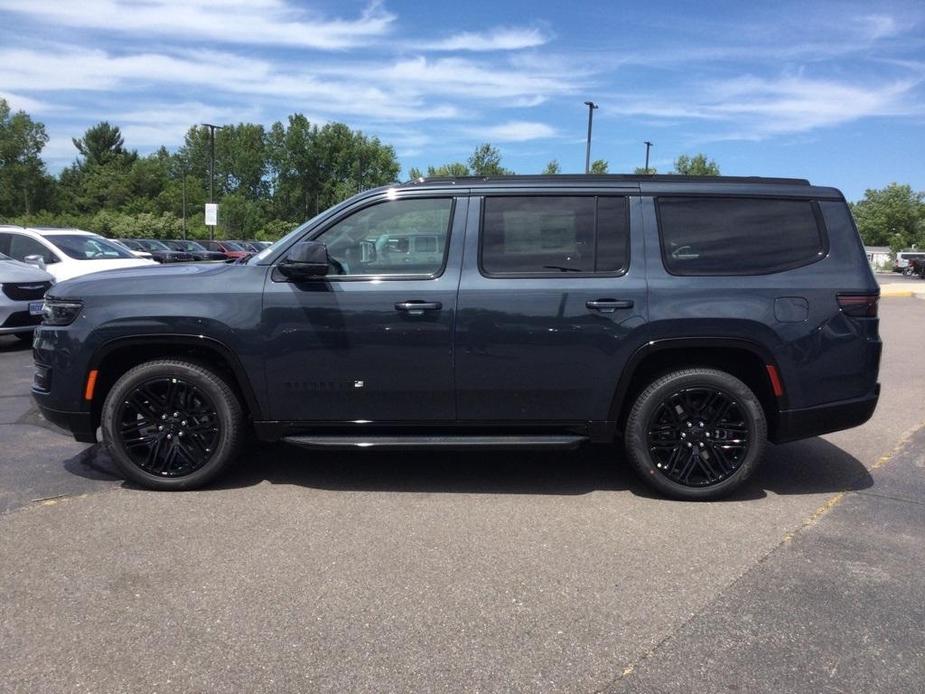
[0,297,923,693]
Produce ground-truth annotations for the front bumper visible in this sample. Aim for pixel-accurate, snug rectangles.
[772,385,880,444]
[34,401,97,443]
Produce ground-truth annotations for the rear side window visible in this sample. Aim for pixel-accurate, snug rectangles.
[481,196,629,276]
[657,197,826,276]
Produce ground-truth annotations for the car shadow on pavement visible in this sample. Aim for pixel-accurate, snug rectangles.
[211,435,873,500]
[61,434,874,500]
[0,336,32,353]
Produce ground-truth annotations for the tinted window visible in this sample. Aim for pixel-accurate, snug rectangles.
[8,234,59,264]
[481,196,628,275]
[137,239,169,251]
[49,235,136,260]
[319,197,453,277]
[658,197,825,275]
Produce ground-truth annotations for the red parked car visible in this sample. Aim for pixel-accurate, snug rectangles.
[199,240,250,260]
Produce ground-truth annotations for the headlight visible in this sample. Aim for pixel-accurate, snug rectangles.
[42,299,83,326]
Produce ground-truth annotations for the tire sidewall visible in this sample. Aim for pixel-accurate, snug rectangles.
[625,369,767,500]
[102,361,241,490]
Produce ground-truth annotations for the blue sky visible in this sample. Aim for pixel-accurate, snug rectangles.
[0,0,922,200]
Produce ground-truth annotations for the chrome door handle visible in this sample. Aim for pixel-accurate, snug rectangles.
[586,299,634,313]
[395,301,443,314]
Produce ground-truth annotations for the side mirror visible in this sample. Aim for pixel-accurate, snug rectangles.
[278,241,330,280]
[23,254,46,271]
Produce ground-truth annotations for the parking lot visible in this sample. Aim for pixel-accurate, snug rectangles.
[1,297,923,692]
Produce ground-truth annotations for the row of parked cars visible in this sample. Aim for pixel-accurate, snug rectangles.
[115,238,271,263]
[0,225,273,342]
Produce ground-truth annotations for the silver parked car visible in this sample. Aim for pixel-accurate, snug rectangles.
[0,251,55,343]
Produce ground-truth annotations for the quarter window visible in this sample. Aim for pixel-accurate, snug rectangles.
[657,197,826,276]
[318,197,453,277]
[481,196,629,276]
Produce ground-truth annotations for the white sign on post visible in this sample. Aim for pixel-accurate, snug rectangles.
[204,203,218,226]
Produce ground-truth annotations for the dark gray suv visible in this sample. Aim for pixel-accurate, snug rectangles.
[32,175,881,499]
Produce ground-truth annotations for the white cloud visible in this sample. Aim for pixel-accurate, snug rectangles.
[0,44,578,123]
[421,27,549,52]
[467,121,556,141]
[0,90,57,113]
[0,0,395,49]
[608,74,922,140]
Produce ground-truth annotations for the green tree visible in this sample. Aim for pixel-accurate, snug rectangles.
[58,121,143,213]
[634,166,656,175]
[420,162,470,177]
[673,153,720,176]
[589,159,609,174]
[468,143,512,176]
[266,117,399,221]
[542,159,561,174]
[0,98,53,216]
[851,183,925,248]
[72,122,134,167]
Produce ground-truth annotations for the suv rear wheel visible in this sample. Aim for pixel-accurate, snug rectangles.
[101,359,243,490]
[624,368,767,500]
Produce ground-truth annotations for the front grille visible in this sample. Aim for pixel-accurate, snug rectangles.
[2,310,42,328]
[2,281,52,301]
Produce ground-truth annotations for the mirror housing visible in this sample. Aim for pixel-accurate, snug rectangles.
[278,241,330,280]
[23,254,46,271]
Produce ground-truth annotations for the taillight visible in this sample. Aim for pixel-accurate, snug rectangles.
[837,293,879,317]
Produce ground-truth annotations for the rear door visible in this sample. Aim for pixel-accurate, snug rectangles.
[454,192,648,423]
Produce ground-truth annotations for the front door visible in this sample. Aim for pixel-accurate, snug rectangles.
[262,194,466,422]
[455,193,647,423]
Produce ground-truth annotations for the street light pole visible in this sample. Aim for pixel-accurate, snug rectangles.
[201,123,223,240]
[644,141,653,174]
[181,169,187,240]
[584,101,598,174]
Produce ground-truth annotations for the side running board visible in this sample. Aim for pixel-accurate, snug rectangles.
[282,435,588,451]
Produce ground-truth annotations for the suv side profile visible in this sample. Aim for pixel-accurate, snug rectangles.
[32,175,881,500]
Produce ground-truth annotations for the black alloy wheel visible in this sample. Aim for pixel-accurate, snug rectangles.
[624,368,767,500]
[115,377,221,478]
[646,388,749,487]
[102,359,243,490]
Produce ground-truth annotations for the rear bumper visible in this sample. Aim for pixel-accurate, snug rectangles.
[772,385,880,444]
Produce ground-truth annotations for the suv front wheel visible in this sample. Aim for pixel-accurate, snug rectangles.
[624,368,767,500]
[101,359,244,490]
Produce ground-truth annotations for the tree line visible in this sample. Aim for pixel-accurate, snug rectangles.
[1,98,921,248]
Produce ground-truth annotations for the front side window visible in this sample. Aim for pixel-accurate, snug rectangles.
[49,235,136,260]
[480,196,629,276]
[9,234,59,264]
[657,197,826,276]
[318,197,453,277]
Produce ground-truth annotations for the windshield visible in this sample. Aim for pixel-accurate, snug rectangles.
[176,240,205,251]
[222,241,245,251]
[49,235,137,260]
[137,239,169,251]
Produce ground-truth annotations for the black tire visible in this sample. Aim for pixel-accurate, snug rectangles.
[101,359,244,490]
[624,368,767,500]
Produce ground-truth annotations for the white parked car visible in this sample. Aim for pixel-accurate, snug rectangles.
[0,250,55,342]
[0,226,156,282]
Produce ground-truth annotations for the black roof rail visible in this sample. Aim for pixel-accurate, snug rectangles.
[401,174,811,186]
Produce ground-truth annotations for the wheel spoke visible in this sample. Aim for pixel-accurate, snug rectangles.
[646,386,752,488]
[115,376,220,479]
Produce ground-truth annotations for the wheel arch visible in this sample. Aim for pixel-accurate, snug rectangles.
[608,337,784,439]
[87,334,262,430]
